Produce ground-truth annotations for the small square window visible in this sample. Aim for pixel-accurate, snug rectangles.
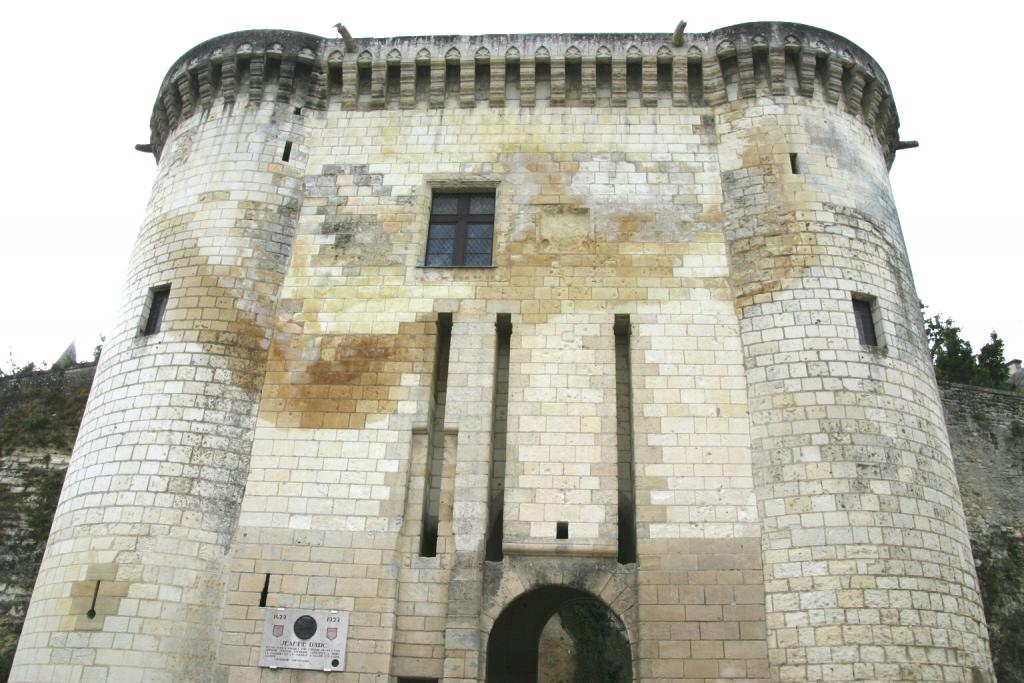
[425,192,495,267]
[142,285,171,336]
[852,296,878,346]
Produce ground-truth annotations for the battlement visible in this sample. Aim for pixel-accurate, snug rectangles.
[149,22,900,162]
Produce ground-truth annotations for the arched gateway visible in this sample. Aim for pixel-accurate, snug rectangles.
[486,586,631,683]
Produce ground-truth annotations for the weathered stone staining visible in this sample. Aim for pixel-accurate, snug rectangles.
[11,21,995,683]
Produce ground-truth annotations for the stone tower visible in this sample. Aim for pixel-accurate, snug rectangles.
[12,21,994,683]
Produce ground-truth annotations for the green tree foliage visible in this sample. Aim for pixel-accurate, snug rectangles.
[923,305,1012,390]
[978,332,1010,389]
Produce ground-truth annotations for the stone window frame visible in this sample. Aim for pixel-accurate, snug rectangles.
[140,284,171,336]
[420,176,502,269]
[852,293,882,348]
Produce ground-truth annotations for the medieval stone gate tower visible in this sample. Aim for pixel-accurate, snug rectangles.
[11,20,995,683]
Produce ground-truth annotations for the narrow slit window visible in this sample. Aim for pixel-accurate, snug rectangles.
[142,285,170,336]
[535,60,551,101]
[328,63,343,99]
[445,61,460,105]
[790,153,800,174]
[556,521,569,540]
[596,61,612,100]
[258,573,270,607]
[386,63,401,106]
[475,62,490,102]
[853,297,879,346]
[486,314,512,562]
[615,314,637,564]
[420,313,453,557]
[626,59,642,99]
[784,49,800,94]
[357,63,372,101]
[657,59,672,100]
[720,55,739,100]
[687,59,704,104]
[565,60,582,102]
[415,63,430,103]
[282,141,292,162]
[397,679,439,683]
[753,49,770,93]
[505,60,520,101]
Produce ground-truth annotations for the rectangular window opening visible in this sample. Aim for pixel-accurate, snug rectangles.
[282,140,292,162]
[815,54,831,95]
[535,60,551,102]
[293,62,312,100]
[486,313,512,562]
[565,60,582,102]
[425,191,495,267]
[357,63,372,101]
[720,55,739,100]
[687,59,704,104]
[753,49,770,93]
[556,521,569,540]
[328,63,343,99]
[209,62,222,98]
[475,62,490,101]
[789,153,800,174]
[626,59,642,99]
[596,61,612,100]
[784,49,800,94]
[505,61,520,101]
[415,63,430,103]
[445,62,460,106]
[258,573,270,607]
[420,313,453,558]
[386,63,401,107]
[142,284,170,336]
[657,60,672,99]
[615,314,637,564]
[264,56,281,83]
[853,296,879,347]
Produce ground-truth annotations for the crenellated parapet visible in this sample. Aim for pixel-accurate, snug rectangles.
[148,22,901,162]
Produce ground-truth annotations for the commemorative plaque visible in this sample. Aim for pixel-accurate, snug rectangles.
[259,608,349,671]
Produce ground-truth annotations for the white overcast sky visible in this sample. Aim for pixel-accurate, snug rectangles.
[1,1,1020,368]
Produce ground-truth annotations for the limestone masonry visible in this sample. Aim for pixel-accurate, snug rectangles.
[10,20,997,683]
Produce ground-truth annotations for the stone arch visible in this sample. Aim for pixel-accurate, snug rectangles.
[481,561,636,682]
[485,585,631,683]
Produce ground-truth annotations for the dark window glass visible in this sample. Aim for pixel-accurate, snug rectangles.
[853,297,878,346]
[143,285,170,336]
[425,192,495,267]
